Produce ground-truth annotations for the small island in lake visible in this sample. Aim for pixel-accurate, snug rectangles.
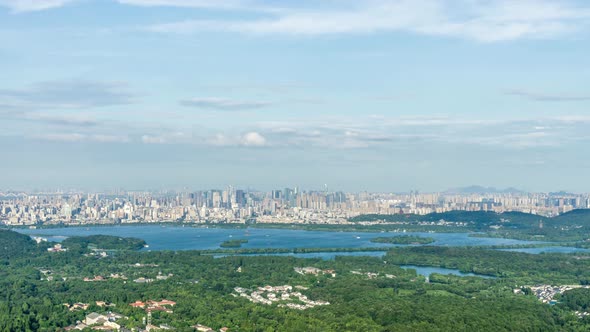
[370,235,435,245]
[62,235,147,251]
[220,239,249,248]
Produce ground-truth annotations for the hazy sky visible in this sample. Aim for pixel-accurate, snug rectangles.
[0,0,589,192]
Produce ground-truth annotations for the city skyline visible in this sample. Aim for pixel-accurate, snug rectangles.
[1,0,590,191]
[2,186,588,227]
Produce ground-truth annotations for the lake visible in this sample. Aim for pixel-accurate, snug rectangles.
[15,225,590,254]
[401,265,496,279]
[212,251,388,260]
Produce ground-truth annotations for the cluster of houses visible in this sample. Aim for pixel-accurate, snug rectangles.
[514,284,590,319]
[47,243,67,252]
[133,273,173,284]
[84,275,107,282]
[514,284,590,304]
[129,299,177,331]
[63,301,118,312]
[86,250,109,258]
[130,299,177,314]
[59,298,233,332]
[63,302,89,311]
[38,268,54,281]
[84,274,128,282]
[294,267,336,277]
[64,311,126,331]
[233,285,330,310]
[133,277,155,284]
[156,272,174,281]
[351,270,396,279]
[80,265,171,284]
[62,300,176,331]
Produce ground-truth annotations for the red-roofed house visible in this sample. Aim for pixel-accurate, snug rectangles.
[130,301,145,308]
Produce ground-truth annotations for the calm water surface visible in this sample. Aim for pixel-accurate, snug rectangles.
[16,225,587,254]
[401,265,496,279]
[212,251,387,260]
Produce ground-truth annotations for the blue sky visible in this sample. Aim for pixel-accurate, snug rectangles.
[0,0,589,192]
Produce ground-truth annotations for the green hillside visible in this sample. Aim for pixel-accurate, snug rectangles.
[0,229,37,260]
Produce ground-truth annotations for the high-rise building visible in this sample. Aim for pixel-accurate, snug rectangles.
[235,190,246,207]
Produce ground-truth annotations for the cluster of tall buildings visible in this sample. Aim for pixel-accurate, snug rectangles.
[0,188,588,226]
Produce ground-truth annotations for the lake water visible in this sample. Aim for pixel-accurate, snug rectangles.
[499,247,590,254]
[401,265,496,279]
[212,251,388,260]
[15,225,589,254]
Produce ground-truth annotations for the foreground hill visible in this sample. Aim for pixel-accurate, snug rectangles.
[0,229,38,260]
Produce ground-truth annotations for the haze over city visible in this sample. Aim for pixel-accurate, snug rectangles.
[1,0,589,192]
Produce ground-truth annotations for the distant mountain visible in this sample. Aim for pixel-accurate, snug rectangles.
[445,185,525,194]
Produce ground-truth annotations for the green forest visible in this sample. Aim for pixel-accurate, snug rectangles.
[2,229,590,331]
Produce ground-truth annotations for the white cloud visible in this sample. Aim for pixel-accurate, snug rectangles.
[141,134,167,144]
[148,0,590,42]
[34,133,129,143]
[117,0,245,9]
[11,113,590,151]
[35,133,86,142]
[241,131,266,146]
[203,132,267,147]
[0,80,136,112]
[141,132,188,144]
[253,114,590,150]
[506,89,590,101]
[0,0,247,12]
[551,115,590,123]
[180,97,272,110]
[0,0,74,12]
[207,133,231,146]
[91,134,130,143]
[22,113,100,127]
[5,0,587,42]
